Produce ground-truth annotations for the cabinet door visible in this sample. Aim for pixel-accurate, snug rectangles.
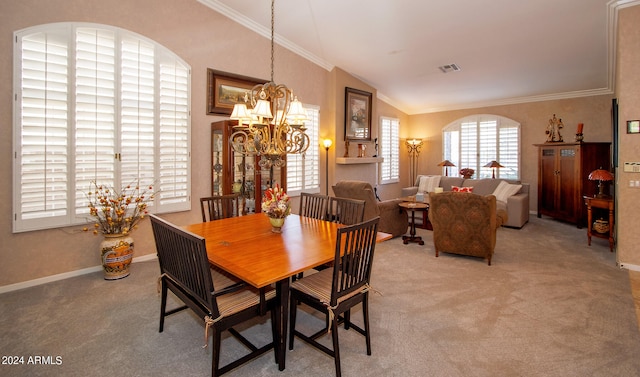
[556,147,578,221]
[538,147,557,215]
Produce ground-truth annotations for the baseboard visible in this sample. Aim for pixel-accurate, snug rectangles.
[619,262,640,272]
[0,253,158,295]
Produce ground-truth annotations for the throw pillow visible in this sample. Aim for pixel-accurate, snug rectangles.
[418,175,441,193]
[452,186,473,193]
[492,180,522,203]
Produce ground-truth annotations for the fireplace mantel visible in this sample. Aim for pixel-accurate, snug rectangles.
[335,157,384,165]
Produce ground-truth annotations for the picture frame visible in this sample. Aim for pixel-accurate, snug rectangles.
[627,120,640,134]
[207,69,266,115]
[344,87,372,141]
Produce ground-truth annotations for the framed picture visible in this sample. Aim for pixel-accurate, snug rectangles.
[627,120,640,134]
[207,69,265,115]
[344,87,372,141]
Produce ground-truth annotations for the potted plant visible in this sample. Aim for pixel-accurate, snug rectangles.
[83,180,157,280]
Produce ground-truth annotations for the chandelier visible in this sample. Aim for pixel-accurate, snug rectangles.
[229,0,309,168]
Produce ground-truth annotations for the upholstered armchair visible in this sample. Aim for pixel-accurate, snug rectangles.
[428,192,507,265]
[332,180,408,238]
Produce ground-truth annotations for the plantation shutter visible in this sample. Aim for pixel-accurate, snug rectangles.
[478,120,497,178]
[286,105,320,194]
[74,27,116,215]
[459,121,477,175]
[18,27,70,228]
[499,125,519,180]
[380,117,399,184]
[14,23,191,232]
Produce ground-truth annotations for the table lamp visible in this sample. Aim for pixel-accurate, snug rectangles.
[437,160,455,176]
[484,160,504,179]
[588,168,614,198]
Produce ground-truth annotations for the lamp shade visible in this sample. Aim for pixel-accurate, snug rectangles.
[437,159,456,167]
[323,138,333,149]
[588,169,614,182]
[483,160,504,168]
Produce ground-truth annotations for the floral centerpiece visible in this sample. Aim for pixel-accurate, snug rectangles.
[83,180,156,236]
[459,168,475,179]
[261,184,291,219]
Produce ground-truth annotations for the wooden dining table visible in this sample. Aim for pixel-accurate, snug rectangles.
[183,213,390,371]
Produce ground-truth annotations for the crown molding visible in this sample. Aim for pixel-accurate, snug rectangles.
[197,0,334,71]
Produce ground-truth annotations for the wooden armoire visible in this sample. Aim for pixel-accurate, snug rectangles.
[535,142,611,227]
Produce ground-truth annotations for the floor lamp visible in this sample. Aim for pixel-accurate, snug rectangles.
[406,139,423,185]
[323,139,332,195]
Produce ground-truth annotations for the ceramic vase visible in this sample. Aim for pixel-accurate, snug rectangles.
[100,234,134,280]
[269,217,285,233]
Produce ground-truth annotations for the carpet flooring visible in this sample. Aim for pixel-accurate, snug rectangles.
[1,216,639,377]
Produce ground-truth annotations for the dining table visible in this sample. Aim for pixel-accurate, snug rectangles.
[183,213,390,371]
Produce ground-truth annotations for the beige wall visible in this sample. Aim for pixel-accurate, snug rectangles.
[0,0,624,288]
[615,5,640,267]
[0,0,332,287]
[407,95,614,211]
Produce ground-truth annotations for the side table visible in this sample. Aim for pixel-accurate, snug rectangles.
[583,196,614,252]
[398,201,429,245]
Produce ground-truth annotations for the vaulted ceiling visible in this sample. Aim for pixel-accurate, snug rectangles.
[200,0,616,114]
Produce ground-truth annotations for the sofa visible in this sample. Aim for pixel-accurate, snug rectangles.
[428,191,503,265]
[332,181,408,238]
[401,175,529,228]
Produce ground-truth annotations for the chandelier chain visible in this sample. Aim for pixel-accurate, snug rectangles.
[270,0,275,83]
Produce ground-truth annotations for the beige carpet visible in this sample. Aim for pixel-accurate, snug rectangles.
[1,216,639,377]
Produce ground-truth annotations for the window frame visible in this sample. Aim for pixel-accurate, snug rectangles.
[13,22,191,233]
[379,116,400,185]
[442,114,520,180]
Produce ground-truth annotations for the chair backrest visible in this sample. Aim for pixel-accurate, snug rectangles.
[200,194,239,222]
[299,192,329,220]
[150,214,219,317]
[330,216,380,306]
[331,181,380,220]
[329,196,365,225]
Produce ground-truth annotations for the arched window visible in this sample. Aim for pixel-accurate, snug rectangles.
[13,22,191,232]
[442,115,520,179]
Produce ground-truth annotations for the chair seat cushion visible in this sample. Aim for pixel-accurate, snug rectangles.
[211,268,276,318]
[290,268,363,305]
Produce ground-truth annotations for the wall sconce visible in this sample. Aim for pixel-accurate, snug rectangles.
[588,168,614,198]
[405,139,423,185]
[437,159,455,176]
[484,160,504,179]
[323,139,333,195]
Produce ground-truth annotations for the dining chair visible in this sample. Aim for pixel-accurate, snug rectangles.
[288,216,380,377]
[150,214,277,377]
[328,196,365,225]
[299,192,329,220]
[200,194,240,222]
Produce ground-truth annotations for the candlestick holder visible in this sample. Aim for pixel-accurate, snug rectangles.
[575,133,584,142]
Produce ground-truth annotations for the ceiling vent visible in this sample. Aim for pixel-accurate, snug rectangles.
[439,63,461,73]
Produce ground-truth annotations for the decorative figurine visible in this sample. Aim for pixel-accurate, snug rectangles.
[344,140,350,157]
[545,114,564,142]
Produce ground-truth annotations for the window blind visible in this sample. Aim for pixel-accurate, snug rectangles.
[286,105,320,194]
[14,23,191,232]
[380,117,399,184]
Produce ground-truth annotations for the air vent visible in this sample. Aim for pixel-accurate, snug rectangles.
[439,63,461,73]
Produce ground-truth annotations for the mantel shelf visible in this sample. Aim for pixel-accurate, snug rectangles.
[335,157,384,165]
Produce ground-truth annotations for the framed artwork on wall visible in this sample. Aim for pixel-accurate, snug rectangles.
[627,120,640,134]
[344,87,372,141]
[207,69,265,115]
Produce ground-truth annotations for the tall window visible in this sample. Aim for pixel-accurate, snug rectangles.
[286,105,320,195]
[380,116,400,184]
[442,115,520,180]
[13,23,191,232]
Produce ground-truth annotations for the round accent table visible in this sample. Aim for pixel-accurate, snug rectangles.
[398,201,429,245]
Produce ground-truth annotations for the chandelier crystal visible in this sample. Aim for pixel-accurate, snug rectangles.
[229,0,309,168]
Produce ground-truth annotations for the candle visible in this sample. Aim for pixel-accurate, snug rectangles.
[577,123,584,134]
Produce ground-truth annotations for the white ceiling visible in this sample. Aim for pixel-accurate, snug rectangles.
[200,0,616,114]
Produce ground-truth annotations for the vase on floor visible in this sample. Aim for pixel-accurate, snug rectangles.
[269,217,285,233]
[100,234,134,280]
